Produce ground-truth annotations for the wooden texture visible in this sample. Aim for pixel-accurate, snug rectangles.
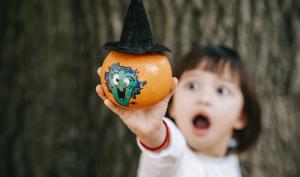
[0,0,299,177]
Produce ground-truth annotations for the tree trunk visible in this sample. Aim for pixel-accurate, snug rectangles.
[0,0,299,177]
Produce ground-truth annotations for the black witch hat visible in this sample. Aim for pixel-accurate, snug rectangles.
[103,0,171,54]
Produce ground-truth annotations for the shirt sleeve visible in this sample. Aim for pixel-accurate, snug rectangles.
[136,118,187,177]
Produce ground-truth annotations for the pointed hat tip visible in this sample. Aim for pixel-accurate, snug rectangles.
[103,0,171,54]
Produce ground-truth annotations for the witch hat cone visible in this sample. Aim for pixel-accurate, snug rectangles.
[103,0,170,54]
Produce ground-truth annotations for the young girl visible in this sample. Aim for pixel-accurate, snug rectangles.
[96,45,261,177]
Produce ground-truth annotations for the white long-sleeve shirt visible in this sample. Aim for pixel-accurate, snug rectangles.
[137,118,242,177]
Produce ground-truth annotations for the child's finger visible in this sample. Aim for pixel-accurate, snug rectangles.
[158,77,178,107]
[166,77,178,99]
[171,77,178,94]
[103,99,124,116]
[97,86,125,116]
[97,67,102,76]
[96,84,107,101]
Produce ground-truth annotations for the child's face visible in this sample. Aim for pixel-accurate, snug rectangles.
[170,62,246,156]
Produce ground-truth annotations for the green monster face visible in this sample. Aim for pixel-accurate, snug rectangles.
[105,63,147,106]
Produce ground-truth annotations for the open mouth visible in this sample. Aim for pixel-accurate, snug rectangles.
[193,114,210,130]
[117,88,126,101]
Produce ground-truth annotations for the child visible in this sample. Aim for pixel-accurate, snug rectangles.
[96,45,261,177]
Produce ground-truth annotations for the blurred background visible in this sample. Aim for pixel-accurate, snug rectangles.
[0,0,299,176]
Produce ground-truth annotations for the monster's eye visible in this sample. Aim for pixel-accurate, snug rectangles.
[112,74,120,85]
[124,78,130,87]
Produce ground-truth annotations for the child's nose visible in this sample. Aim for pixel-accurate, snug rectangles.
[196,88,212,106]
[197,97,211,106]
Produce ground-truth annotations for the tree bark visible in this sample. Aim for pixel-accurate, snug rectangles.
[0,0,299,177]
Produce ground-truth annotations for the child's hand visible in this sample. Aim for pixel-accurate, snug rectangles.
[96,67,178,148]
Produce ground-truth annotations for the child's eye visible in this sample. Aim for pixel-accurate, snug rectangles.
[187,82,199,90]
[217,86,230,96]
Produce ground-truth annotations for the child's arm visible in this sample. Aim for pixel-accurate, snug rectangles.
[96,67,186,177]
[137,118,187,177]
[96,67,177,150]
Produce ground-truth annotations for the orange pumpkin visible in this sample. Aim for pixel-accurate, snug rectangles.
[100,51,172,109]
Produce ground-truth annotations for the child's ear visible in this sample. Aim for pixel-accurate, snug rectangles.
[233,114,247,130]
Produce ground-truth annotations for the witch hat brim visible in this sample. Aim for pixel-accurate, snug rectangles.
[103,0,171,54]
[103,42,171,54]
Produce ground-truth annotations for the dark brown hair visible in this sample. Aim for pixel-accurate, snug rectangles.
[168,45,261,153]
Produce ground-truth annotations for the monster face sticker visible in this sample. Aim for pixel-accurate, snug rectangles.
[104,63,147,106]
